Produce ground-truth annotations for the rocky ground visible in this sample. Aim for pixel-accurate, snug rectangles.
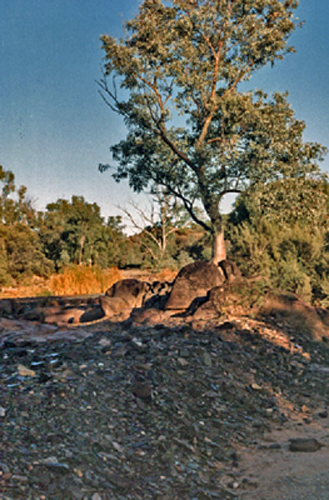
[1,298,329,500]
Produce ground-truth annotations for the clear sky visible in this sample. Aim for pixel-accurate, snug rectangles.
[1,0,328,221]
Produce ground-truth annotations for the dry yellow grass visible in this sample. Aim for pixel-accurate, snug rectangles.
[49,266,122,296]
[0,281,51,299]
[0,266,122,298]
[156,268,178,283]
[0,266,178,299]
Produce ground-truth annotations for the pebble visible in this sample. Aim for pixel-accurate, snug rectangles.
[98,337,111,347]
[12,474,28,483]
[0,407,6,417]
[112,441,125,454]
[92,494,102,500]
[132,379,152,401]
[17,364,36,377]
[203,352,212,367]
[251,383,262,391]
[289,438,323,452]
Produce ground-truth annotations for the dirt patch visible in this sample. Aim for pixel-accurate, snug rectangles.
[235,415,329,499]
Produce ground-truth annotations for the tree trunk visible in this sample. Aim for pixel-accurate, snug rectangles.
[79,234,86,265]
[211,228,226,265]
[206,201,226,265]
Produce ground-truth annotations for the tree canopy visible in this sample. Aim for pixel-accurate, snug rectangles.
[99,0,327,263]
[0,165,36,226]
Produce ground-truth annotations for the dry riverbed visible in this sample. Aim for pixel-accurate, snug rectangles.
[1,309,329,499]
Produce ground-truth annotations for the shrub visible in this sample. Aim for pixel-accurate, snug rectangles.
[228,219,329,304]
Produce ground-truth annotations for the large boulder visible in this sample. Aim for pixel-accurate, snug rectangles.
[143,280,173,310]
[165,261,225,310]
[192,281,251,321]
[100,279,149,318]
[218,260,241,283]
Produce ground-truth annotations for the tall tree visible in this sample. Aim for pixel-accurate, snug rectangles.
[40,196,105,267]
[119,186,189,262]
[99,0,326,263]
[0,166,36,226]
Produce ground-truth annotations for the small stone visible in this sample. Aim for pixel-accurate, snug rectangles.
[132,380,152,402]
[112,441,125,453]
[251,383,262,391]
[43,456,58,464]
[177,357,189,367]
[131,337,144,349]
[268,443,281,450]
[0,462,11,480]
[92,494,102,500]
[12,474,28,483]
[179,348,190,357]
[203,352,212,367]
[0,462,10,474]
[17,364,36,377]
[98,337,112,347]
[318,410,328,418]
[289,438,323,452]
[0,407,6,417]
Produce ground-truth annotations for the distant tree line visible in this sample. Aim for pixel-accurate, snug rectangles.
[0,166,208,287]
[0,165,328,306]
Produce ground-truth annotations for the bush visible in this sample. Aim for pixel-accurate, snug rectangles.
[0,224,54,284]
[228,219,329,304]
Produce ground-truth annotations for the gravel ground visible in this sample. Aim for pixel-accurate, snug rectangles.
[1,312,329,500]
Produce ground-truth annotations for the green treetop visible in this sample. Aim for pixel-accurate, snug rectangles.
[99,0,326,263]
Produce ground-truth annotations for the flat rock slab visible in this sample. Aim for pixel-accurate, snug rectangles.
[0,318,92,345]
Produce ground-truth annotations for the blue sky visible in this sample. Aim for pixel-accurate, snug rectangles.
[1,0,328,221]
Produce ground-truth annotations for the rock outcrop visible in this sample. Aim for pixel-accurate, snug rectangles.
[165,260,225,310]
[1,259,329,342]
[0,260,243,326]
[100,279,150,318]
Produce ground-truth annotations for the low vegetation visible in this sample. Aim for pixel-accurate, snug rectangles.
[0,165,328,306]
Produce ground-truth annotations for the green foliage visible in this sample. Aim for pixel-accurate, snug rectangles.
[0,166,53,287]
[0,236,12,287]
[319,276,329,308]
[228,218,329,303]
[0,224,54,284]
[39,196,126,269]
[0,165,37,226]
[99,0,326,260]
[230,177,329,228]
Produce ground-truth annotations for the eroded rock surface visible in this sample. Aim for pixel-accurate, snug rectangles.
[1,261,328,345]
[165,260,225,310]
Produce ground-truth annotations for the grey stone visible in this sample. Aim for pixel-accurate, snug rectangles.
[289,438,323,452]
